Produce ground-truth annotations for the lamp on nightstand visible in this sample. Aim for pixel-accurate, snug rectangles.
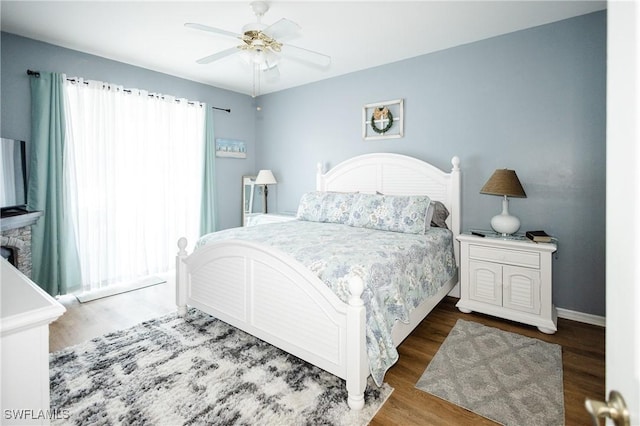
[255,169,277,213]
[480,168,527,236]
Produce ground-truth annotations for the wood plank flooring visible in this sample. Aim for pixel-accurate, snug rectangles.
[50,278,605,425]
[50,274,176,353]
[370,298,605,425]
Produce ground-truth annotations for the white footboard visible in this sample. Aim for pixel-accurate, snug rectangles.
[176,238,368,410]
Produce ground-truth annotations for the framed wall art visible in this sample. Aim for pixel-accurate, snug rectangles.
[362,99,404,140]
[216,138,246,158]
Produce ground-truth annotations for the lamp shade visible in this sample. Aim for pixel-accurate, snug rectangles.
[255,169,277,185]
[480,169,526,198]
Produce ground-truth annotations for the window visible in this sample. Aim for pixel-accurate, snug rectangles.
[64,79,205,291]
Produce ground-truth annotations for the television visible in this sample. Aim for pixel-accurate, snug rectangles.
[1,138,28,215]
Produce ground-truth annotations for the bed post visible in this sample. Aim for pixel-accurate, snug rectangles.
[346,274,367,410]
[176,237,188,316]
[450,156,461,267]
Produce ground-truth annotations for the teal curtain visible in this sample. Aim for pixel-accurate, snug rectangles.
[28,72,82,296]
[199,105,217,235]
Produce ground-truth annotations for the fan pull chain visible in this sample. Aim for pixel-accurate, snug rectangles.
[252,62,261,98]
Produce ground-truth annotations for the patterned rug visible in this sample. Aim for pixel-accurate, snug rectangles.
[415,319,564,426]
[50,309,392,425]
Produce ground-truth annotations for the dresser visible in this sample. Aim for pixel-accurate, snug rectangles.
[456,233,557,334]
[1,258,66,424]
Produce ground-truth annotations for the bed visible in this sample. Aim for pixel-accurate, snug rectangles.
[175,153,461,410]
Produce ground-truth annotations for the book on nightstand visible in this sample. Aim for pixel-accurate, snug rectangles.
[525,230,552,243]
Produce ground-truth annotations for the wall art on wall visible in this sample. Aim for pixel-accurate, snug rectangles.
[363,99,404,140]
[215,138,246,158]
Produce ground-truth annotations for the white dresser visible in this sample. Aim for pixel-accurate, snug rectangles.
[456,233,557,334]
[1,259,66,425]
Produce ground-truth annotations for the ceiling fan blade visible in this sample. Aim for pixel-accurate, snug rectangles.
[196,47,239,64]
[185,23,241,40]
[280,44,331,69]
[262,18,301,42]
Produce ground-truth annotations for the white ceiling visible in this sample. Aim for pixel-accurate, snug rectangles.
[1,1,606,97]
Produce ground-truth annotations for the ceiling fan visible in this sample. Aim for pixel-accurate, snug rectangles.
[185,1,331,96]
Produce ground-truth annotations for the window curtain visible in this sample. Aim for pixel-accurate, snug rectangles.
[64,79,205,291]
[200,105,217,236]
[28,72,82,296]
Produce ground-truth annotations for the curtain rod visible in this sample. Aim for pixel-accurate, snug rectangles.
[27,69,231,113]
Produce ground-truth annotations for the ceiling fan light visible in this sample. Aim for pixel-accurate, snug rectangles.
[188,0,328,96]
[253,50,266,64]
[261,50,279,68]
[239,49,254,65]
[260,62,276,71]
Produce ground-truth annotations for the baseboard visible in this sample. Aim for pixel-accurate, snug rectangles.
[556,307,606,328]
[447,295,606,328]
[76,276,166,303]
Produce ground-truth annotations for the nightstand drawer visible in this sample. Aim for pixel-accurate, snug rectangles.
[469,245,540,268]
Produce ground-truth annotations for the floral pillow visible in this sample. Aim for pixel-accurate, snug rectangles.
[348,193,432,234]
[296,191,359,224]
[296,191,326,222]
[320,192,358,223]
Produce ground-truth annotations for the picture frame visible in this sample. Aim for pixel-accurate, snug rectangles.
[216,138,246,158]
[363,99,404,140]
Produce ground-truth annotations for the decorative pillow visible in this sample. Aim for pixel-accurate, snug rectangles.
[296,191,326,222]
[430,200,450,229]
[426,202,435,227]
[296,191,359,224]
[348,193,432,234]
[320,192,359,224]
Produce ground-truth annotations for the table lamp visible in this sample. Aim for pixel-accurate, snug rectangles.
[480,168,527,236]
[255,169,277,213]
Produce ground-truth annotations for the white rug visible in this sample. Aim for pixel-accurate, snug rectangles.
[416,319,564,426]
[50,309,392,425]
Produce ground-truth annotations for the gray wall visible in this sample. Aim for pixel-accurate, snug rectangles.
[0,10,606,316]
[0,32,256,231]
[255,11,606,316]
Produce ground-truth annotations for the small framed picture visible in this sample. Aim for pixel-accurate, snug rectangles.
[363,99,404,140]
[216,138,246,158]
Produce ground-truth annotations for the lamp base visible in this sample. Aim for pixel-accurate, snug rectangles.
[264,185,269,214]
[490,196,521,236]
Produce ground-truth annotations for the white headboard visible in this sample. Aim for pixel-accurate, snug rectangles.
[316,153,461,263]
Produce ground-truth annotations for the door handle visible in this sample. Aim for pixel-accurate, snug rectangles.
[585,390,631,426]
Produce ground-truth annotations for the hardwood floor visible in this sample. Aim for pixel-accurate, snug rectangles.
[50,278,605,425]
[371,298,605,425]
[49,273,176,353]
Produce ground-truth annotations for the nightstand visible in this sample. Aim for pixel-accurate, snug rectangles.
[245,212,297,227]
[456,233,558,334]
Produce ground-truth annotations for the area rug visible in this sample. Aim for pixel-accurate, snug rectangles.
[415,319,564,426]
[50,309,392,425]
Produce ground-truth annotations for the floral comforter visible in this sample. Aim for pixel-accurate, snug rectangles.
[196,220,457,385]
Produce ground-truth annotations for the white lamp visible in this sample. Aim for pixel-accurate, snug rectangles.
[255,169,277,213]
[480,169,527,236]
